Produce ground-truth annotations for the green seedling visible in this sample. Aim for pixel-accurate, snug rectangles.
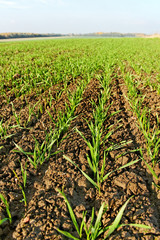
[64,155,139,193]
[138,110,160,167]
[0,119,7,138]
[12,165,27,207]
[123,71,160,170]
[12,163,27,207]
[26,101,40,127]
[11,101,41,129]
[56,190,151,239]
[0,194,12,224]
[99,71,112,92]
[0,119,17,140]
[132,96,146,119]
[48,109,71,143]
[56,110,77,141]
[46,91,55,108]
[13,142,37,168]
[67,84,83,111]
[38,103,44,115]
[48,84,84,145]
[29,136,50,168]
[3,92,11,104]
[20,161,27,188]
[139,148,158,180]
[48,109,74,146]
[76,94,118,180]
[14,130,58,169]
[75,122,125,180]
[11,102,22,128]
[70,93,136,192]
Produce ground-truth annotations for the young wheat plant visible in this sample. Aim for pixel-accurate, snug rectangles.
[0,194,12,224]
[56,190,151,240]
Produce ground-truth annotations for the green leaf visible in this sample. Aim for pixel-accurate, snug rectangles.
[80,170,99,189]
[0,194,12,223]
[116,159,140,171]
[86,154,94,172]
[14,142,32,156]
[80,212,87,237]
[63,155,99,190]
[92,202,105,238]
[120,223,151,229]
[47,110,56,124]
[57,189,80,236]
[56,228,80,240]
[27,156,37,169]
[0,194,7,204]
[103,159,140,181]
[94,202,105,230]
[104,196,133,239]
[0,218,8,225]
[142,159,158,180]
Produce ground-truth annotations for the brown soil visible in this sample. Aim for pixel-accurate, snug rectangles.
[0,74,160,240]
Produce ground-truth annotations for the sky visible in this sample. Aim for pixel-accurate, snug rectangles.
[0,0,160,34]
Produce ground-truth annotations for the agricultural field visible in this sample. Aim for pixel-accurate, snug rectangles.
[0,38,160,240]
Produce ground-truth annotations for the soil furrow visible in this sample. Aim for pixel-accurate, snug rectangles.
[107,74,160,238]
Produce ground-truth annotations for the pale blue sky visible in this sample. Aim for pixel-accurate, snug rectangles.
[0,0,160,34]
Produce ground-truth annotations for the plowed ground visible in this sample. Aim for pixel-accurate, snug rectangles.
[0,73,160,240]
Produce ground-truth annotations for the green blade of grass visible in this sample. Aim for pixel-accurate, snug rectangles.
[142,159,158,180]
[120,223,151,229]
[103,159,140,181]
[92,202,105,238]
[86,154,94,172]
[115,159,140,171]
[79,211,87,238]
[81,170,99,189]
[13,142,33,156]
[0,218,8,225]
[27,157,37,168]
[56,228,80,240]
[63,155,99,189]
[94,202,105,230]
[57,189,80,236]
[20,161,27,188]
[152,181,160,190]
[0,194,12,223]
[104,196,133,239]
